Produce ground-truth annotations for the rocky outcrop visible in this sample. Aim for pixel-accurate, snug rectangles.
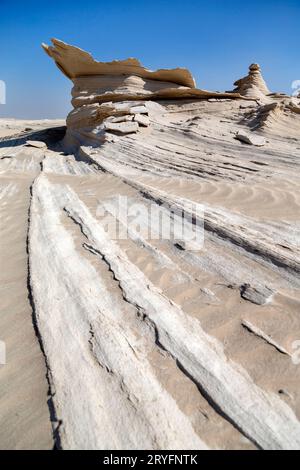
[240,284,274,305]
[43,42,300,146]
[235,131,266,146]
[233,63,270,101]
[28,174,300,450]
[42,38,196,87]
[42,39,248,149]
[241,100,300,137]
[233,64,300,136]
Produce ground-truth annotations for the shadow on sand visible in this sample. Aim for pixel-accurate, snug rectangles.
[0,126,66,150]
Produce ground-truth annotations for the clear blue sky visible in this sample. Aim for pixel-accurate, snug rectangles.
[0,0,299,119]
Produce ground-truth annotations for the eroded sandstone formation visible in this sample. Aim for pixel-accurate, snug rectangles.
[43,40,300,147]
[2,41,299,450]
[42,39,251,149]
[232,63,270,100]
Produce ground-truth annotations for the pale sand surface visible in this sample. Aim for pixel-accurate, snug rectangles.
[0,99,299,450]
[0,120,64,449]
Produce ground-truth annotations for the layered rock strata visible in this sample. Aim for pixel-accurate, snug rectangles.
[42,39,249,149]
[233,63,270,100]
[233,64,300,136]
[1,43,299,450]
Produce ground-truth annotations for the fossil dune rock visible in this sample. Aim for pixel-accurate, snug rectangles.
[43,41,300,148]
[42,39,250,149]
[233,63,270,101]
[232,64,300,136]
[42,38,196,87]
[1,41,300,450]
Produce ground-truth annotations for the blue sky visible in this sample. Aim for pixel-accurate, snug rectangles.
[0,0,299,119]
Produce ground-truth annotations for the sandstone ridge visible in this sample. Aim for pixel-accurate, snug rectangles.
[42,39,252,148]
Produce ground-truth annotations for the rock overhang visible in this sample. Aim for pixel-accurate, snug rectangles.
[42,38,196,88]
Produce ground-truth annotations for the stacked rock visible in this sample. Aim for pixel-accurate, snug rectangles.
[104,103,150,135]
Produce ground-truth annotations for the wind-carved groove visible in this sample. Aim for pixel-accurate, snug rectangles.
[82,242,161,348]
[87,322,113,374]
[26,183,63,450]
[30,175,300,450]
[174,360,260,450]
[118,179,300,278]
[81,241,259,447]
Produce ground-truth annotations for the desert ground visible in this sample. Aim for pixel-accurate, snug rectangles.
[0,40,300,450]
